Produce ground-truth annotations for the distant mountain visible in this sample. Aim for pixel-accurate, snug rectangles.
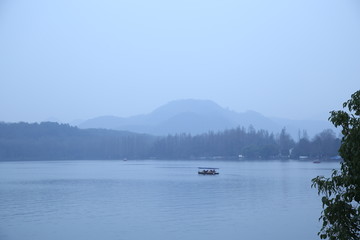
[77,99,338,138]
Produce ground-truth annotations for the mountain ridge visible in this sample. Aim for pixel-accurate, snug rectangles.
[77,99,337,138]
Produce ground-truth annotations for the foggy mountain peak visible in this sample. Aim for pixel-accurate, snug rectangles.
[78,99,336,138]
[150,99,227,117]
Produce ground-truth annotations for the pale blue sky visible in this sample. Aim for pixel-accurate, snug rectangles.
[0,0,359,123]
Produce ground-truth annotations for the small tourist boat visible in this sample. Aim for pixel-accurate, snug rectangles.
[198,167,219,175]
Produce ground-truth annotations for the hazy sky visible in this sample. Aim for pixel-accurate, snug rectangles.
[1,0,359,123]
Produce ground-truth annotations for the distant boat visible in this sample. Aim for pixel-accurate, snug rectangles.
[198,167,219,175]
[313,160,321,164]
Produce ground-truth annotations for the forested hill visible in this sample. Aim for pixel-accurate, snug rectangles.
[0,122,154,160]
[0,122,340,161]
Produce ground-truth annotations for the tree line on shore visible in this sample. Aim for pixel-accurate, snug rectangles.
[0,121,340,160]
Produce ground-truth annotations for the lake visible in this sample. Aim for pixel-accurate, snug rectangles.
[0,159,339,240]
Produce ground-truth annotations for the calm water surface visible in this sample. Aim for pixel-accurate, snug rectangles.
[0,160,339,240]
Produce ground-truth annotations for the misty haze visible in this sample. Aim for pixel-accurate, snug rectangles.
[1,0,359,240]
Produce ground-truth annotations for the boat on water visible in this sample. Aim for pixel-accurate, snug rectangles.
[198,167,219,175]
